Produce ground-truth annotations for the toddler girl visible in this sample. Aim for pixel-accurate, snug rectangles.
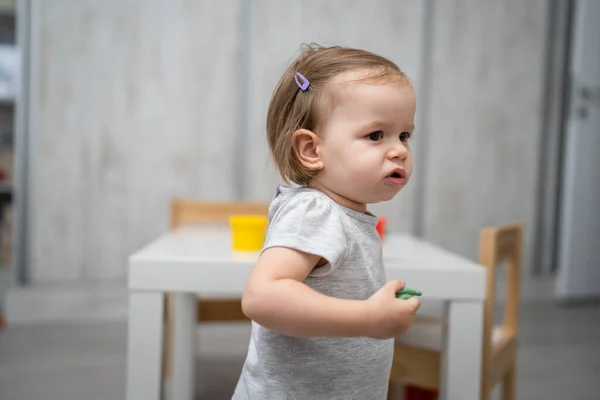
[233,44,420,400]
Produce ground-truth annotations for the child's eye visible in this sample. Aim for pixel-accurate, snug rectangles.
[367,131,384,141]
[399,132,412,143]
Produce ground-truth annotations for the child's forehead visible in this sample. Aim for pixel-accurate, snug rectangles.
[324,75,415,124]
[313,69,413,130]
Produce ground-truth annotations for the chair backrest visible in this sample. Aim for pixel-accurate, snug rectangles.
[170,199,270,228]
[478,223,522,391]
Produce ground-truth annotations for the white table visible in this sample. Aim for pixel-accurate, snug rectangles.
[126,226,486,400]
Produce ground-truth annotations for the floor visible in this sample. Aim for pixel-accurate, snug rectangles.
[0,301,598,400]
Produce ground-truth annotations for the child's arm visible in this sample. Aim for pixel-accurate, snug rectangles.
[241,246,419,338]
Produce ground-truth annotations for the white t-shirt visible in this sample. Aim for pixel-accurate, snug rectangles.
[233,185,393,400]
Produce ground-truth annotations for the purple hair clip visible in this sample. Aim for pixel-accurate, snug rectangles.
[294,72,310,91]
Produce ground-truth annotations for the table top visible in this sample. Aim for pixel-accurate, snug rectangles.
[129,226,486,300]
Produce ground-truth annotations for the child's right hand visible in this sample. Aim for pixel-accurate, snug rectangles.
[366,280,421,339]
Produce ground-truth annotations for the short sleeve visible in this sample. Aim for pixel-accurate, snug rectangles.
[263,193,349,277]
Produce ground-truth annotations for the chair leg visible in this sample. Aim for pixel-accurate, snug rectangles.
[162,293,174,381]
[387,382,398,400]
[501,368,516,400]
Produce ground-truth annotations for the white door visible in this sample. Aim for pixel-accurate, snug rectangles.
[556,0,600,300]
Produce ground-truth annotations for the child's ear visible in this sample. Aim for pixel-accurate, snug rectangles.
[292,129,324,171]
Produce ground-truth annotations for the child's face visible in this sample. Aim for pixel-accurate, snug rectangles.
[312,70,415,212]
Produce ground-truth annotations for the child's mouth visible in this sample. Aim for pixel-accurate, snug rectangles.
[385,169,406,185]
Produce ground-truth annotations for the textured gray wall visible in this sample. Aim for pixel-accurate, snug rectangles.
[422,1,547,268]
[27,0,548,282]
[29,0,243,281]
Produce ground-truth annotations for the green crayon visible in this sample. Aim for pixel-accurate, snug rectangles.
[395,287,423,300]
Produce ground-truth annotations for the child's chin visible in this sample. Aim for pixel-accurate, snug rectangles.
[370,191,401,204]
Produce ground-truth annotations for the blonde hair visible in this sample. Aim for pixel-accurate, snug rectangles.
[266,44,408,185]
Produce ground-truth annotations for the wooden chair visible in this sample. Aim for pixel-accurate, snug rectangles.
[162,199,270,380]
[388,223,522,400]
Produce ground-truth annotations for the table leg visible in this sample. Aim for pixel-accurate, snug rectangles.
[439,300,484,400]
[126,291,164,400]
[170,293,197,400]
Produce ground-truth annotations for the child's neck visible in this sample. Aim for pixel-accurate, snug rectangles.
[307,181,367,214]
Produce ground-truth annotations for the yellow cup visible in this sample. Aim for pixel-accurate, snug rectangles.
[229,215,268,251]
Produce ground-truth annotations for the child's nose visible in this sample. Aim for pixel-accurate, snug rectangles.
[388,141,408,160]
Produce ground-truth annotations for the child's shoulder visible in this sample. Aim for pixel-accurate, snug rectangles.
[262,185,351,275]
[268,185,378,229]
[268,185,347,227]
